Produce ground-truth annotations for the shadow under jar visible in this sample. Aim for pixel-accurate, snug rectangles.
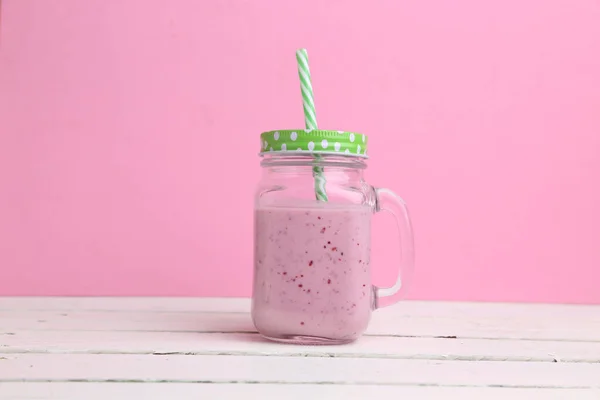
[252,130,414,345]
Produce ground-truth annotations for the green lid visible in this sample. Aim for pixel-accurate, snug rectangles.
[260,129,368,158]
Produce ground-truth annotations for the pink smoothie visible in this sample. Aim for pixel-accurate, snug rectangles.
[252,202,373,343]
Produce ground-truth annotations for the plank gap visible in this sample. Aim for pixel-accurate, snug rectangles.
[2,349,598,363]
[0,379,597,389]
[4,328,600,343]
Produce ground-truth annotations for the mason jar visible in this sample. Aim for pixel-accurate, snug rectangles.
[252,129,414,345]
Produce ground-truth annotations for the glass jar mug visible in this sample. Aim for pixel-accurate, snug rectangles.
[252,130,414,345]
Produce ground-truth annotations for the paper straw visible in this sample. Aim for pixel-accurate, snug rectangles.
[296,48,328,202]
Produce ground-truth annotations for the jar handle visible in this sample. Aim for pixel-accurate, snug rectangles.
[372,187,415,309]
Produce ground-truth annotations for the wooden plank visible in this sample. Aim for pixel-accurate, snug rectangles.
[1,382,599,400]
[1,354,599,388]
[2,297,598,319]
[0,297,251,313]
[2,330,600,363]
[0,310,255,334]
[2,306,599,341]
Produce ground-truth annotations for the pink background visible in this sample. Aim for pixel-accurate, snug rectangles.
[1,1,599,303]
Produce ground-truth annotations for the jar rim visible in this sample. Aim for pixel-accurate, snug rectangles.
[259,150,368,160]
[260,153,367,169]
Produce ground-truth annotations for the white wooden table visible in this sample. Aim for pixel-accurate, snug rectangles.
[0,298,599,399]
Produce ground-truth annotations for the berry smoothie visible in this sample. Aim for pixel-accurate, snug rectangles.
[252,202,373,343]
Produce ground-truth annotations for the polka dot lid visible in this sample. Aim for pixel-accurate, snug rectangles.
[260,129,368,158]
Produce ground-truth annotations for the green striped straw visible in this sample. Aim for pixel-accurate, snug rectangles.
[296,48,328,202]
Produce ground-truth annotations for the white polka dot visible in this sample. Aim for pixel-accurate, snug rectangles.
[337,130,344,134]
[269,147,273,152]
[334,142,341,151]
[357,145,361,154]
[263,141,268,149]
[362,134,366,143]
[281,143,287,151]
[349,133,355,142]
[304,129,313,133]
[321,139,328,149]
[290,132,298,141]
[296,148,303,151]
[308,141,315,151]
[274,132,280,140]
[344,149,350,154]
